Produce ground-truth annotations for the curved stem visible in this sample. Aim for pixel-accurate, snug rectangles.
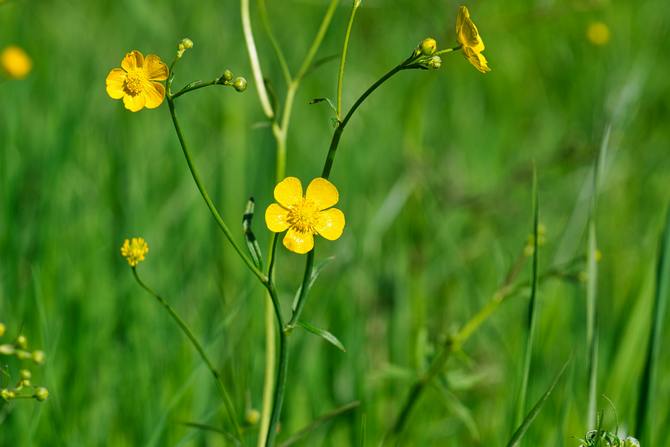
[258,0,292,86]
[295,0,341,83]
[336,0,361,120]
[241,0,275,118]
[167,98,268,285]
[286,250,315,329]
[131,268,242,442]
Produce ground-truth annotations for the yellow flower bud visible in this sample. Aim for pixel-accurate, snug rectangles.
[233,77,247,92]
[587,21,610,46]
[0,322,5,337]
[0,46,32,79]
[245,408,260,426]
[0,344,15,355]
[16,334,28,349]
[34,387,49,402]
[180,38,194,49]
[20,369,31,380]
[419,38,437,56]
[222,69,233,82]
[1,389,16,401]
[32,350,46,364]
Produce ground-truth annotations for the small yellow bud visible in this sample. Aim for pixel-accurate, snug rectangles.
[180,38,194,50]
[16,334,28,349]
[427,55,442,70]
[34,387,49,402]
[587,21,610,46]
[222,69,233,82]
[233,77,247,92]
[245,408,260,426]
[0,344,15,355]
[0,46,32,80]
[1,389,16,401]
[20,369,31,380]
[32,350,46,364]
[0,322,5,337]
[419,38,437,56]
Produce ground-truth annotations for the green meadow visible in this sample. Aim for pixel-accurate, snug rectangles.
[1,0,669,445]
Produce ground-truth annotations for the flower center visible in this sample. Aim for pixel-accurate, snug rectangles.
[287,199,319,234]
[124,70,146,96]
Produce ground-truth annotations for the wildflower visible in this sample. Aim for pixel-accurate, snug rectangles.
[0,322,5,337]
[106,50,168,112]
[120,237,150,267]
[265,177,345,254]
[587,21,610,46]
[0,46,32,79]
[419,38,437,56]
[455,6,490,73]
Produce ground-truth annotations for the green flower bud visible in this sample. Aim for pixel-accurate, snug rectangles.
[222,69,233,82]
[427,55,442,69]
[19,369,31,380]
[233,77,247,92]
[180,38,194,50]
[0,344,15,355]
[419,38,437,56]
[245,408,260,426]
[32,350,45,364]
[34,387,49,402]
[1,389,16,401]
[16,334,27,349]
[624,437,640,447]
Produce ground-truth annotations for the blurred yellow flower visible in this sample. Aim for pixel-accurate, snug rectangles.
[0,322,5,337]
[587,21,611,46]
[106,50,168,112]
[265,177,345,254]
[455,6,490,73]
[0,46,32,79]
[121,237,150,267]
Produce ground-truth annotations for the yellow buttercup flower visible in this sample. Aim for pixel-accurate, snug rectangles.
[0,46,32,79]
[121,237,150,267]
[106,50,168,112]
[455,6,490,73]
[265,177,345,254]
[587,21,610,46]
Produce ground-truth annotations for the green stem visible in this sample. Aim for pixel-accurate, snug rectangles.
[258,0,292,86]
[131,268,242,442]
[286,250,315,329]
[295,0,340,83]
[167,98,268,285]
[336,0,362,120]
[241,0,275,118]
[171,79,220,99]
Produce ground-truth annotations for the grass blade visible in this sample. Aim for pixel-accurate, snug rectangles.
[513,166,540,431]
[635,203,670,444]
[278,401,360,447]
[298,320,346,352]
[506,359,571,447]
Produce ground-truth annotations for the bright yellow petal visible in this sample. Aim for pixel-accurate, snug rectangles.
[315,208,345,241]
[456,6,468,40]
[305,177,338,211]
[265,203,290,233]
[145,54,168,81]
[274,177,303,208]
[283,228,314,254]
[121,50,144,72]
[123,92,146,112]
[106,68,126,99]
[143,81,165,109]
[464,47,491,73]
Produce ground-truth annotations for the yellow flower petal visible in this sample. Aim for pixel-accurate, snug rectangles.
[283,228,314,254]
[121,50,144,72]
[315,208,345,241]
[123,92,146,112]
[305,177,339,211]
[143,81,165,109]
[274,177,303,208]
[464,47,491,73]
[145,54,168,81]
[106,68,127,99]
[265,203,290,233]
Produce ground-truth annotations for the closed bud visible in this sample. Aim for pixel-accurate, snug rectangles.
[624,437,640,447]
[222,69,233,82]
[419,38,437,56]
[0,322,5,337]
[245,408,260,425]
[427,55,442,69]
[32,350,46,364]
[1,389,16,401]
[34,387,49,402]
[233,77,247,92]
[180,38,194,50]
[16,334,28,349]
[20,369,31,380]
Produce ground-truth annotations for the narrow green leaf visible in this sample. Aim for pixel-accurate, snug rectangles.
[308,97,338,115]
[298,320,346,352]
[291,256,335,312]
[514,166,540,431]
[635,203,670,444]
[506,359,571,447]
[242,197,263,269]
[279,401,359,447]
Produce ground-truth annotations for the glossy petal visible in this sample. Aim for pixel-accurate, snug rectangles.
[145,54,168,81]
[305,177,339,210]
[265,203,290,233]
[121,50,144,72]
[123,92,146,112]
[456,6,484,52]
[315,208,345,241]
[106,68,126,99]
[274,177,303,208]
[144,81,166,109]
[283,228,314,254]
[464,47,491,73]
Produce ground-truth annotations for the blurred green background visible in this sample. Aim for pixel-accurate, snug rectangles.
[1,0,669,445]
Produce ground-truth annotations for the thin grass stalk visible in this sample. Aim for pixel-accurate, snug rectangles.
[336,0,362,120]
[635,203,670,444]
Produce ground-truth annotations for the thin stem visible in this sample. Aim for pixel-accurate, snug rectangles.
[435,44,462,56]
[336,0,361,120]
[258,0,292,86]
[241,0,275,118]
[167,98,268,285]
[322,63,407,179]
[295,0,341,83]
[131,268,242,442]
[171,79,223,100]
[286,250,315,329]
